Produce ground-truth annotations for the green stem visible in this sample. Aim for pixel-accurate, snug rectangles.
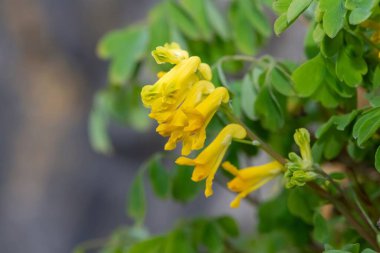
[315,169,379,249]
[222,106,286,165]
[232,138,258,146]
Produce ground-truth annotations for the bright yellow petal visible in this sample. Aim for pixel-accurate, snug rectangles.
[229,177,273,208]
[152,42,189,64]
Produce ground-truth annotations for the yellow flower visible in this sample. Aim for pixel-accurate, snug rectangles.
[156,80,215,155]
[183,87,230,150]
[152,42,189,65]
[222,161,284,208]
[175,124,247,197]
[141,56,201,122]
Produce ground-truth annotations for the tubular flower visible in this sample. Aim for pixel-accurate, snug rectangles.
[152,42,189,65]
[183,87,230,151]
[157,80,215,155]
[141,56,201,120]
[175,124,247,197]
[222,161,284,208]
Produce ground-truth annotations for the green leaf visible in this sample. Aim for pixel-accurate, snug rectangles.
[241,74,258,120]
[205,0,230,39]
[352,108,380,146]
[274,13,289,35]
[229,0,257,54]
[292,54,326,97]
[313,212,329,243]
[345,0,378,25]
[127,171,146,224]
[343,244,360,253]
[323,243,360,253]
[179,0,212,40]
[334,110,359,131]
[148,4,171,50]
[305,23,320,58]
[128,236,165,253]
[171,165,201,202]
[287,0,313,23]
[215,216,239,237]
[89,109,112,155]
[362,249,377,253]
[255,86,285,130]
[273,0,292,14]
[375,146,380,173]
[271,67,295,96]
[287,188,319,224]
[147,155,170,198]
[321,31,343,57]
[164,229,195,253]
[336,46,367,87]
[167,2,200,40]
[319,0,346,38]
[97,25,148,84]
[239,0,271,37]
[202,222,223,253]
[373,65,380,88]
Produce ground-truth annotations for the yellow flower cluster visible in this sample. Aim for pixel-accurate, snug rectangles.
[141,43,229,156]
[141,43,283,207]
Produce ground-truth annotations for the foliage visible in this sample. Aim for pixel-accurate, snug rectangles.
[83,0,380,252]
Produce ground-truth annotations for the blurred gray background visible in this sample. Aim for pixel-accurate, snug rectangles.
[0,1,305,252]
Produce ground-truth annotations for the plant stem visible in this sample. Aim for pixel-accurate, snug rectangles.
[222,106,286,165]
[315,169,379,250]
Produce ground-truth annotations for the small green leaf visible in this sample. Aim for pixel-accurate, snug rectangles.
[147,155,170,198]
[97,25,149,84]
[334,110,359,131]
[287,0,313,23]
[352,108,380,146]
[240,0,271,37]
[179,0,212,40]
[167,2,200,40]
[319,0,346,38]
[336,47,367,87]
[362,249,377,253]
[148,4,171,50]
[274,13,289,35]
[215,216,239,237]
[205,0,230,39]
[273,0,292,14]
[171,165,201,202]
[89,109,112,155]
[373,65,380,88]
[128,236,165,253]
[202,222,223,253]
[287,188,319,223]
[375,146,380,173]
[292,54,326,97]
[321,31,343,57]
[127,171,146,224]
[164,229,195,253]
[241,74,258,120]
[255,86,285,130]
[342,244,360,253]
[345,0,378,25]
[229,0,257,54]
[313,212,329,243]
[271,67,295,96]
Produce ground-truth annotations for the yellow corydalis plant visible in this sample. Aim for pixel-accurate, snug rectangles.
[141,43,257,203]
[176,124,247,197]
[222,161,284,208]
